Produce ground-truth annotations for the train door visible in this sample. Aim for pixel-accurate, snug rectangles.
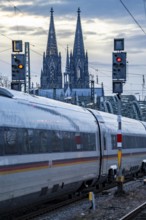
[87,109,104,181]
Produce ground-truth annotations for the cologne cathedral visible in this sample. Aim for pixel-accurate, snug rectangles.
[40,8,89,90]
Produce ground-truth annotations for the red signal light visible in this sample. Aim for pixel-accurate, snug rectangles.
[116,57,122,62]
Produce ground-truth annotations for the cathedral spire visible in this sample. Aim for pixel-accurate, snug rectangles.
[46,8,58,56]
[70,8,89,89]
[73,8,85,58]
[65,45,70,73]
[64,45,71,91]
[41,8,62,89]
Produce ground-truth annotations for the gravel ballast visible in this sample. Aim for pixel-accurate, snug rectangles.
[37,178,146,220]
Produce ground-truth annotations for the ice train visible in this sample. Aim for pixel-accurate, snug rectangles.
[0,87,146,214]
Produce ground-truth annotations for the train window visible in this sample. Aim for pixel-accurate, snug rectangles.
[62,131,72,152]
[27,129,34,153]
[82,133,96,151]
[4,128,18,154]
[121,135,146,149]
[90,133,96,150]
[40,130,49,153]
[17,129,25,154]
[34,130,40,153]
[22,129,29,153]
[82,133,88,150]
[74,133,82,151]
[139,136,145,148]
[48,130,53,153]
[70,132,76,151]
[111,135,116,149]
[2,128,97,155]
[21,129,51,154]
[86,133,92,150]
[51,130,62,152]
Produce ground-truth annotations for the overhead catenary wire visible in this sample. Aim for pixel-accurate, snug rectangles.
[120,0,146,35]
[0,48,12,53]
[1,0,146,97]
[2,0,74,65]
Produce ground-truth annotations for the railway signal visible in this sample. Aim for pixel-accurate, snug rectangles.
[112,52,126,81]
[12,54,25,81]
[12,40,23,52]
[114,38,124,51]
[11,81,21,91]
[113,81,123,94]
[113,38,126,196]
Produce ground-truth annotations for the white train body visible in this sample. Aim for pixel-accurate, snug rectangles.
[0,87,146,213]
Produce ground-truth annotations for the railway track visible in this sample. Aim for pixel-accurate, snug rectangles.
[2,181,118,220]
[120,201,146,220]
[15,195,86,220]
[1,177,143,220]
[2,194,87,220]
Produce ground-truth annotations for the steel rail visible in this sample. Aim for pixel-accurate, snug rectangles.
[120,201,146,220]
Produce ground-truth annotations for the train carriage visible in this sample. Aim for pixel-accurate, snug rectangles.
[89,109,146,177]
[0,87,146,214]
[0,87,100,213]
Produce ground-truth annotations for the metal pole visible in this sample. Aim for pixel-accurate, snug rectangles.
[25,42,31,93]
[53,87,56,100]
[91,80,94,103]
[115,94,125,195]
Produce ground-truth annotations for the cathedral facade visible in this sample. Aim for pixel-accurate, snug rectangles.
[41,8,89,90]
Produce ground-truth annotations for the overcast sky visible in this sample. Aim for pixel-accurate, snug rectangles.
[1,0,146,98]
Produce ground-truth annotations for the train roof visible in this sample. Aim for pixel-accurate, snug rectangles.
[0,87,97,132]
[90,109,146,135]
[1,87,146,135]
[0,87,88,113]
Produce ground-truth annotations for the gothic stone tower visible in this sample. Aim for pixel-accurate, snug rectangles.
[64,46,71,91]
[70,8,89,89]
[41,8,62,89]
